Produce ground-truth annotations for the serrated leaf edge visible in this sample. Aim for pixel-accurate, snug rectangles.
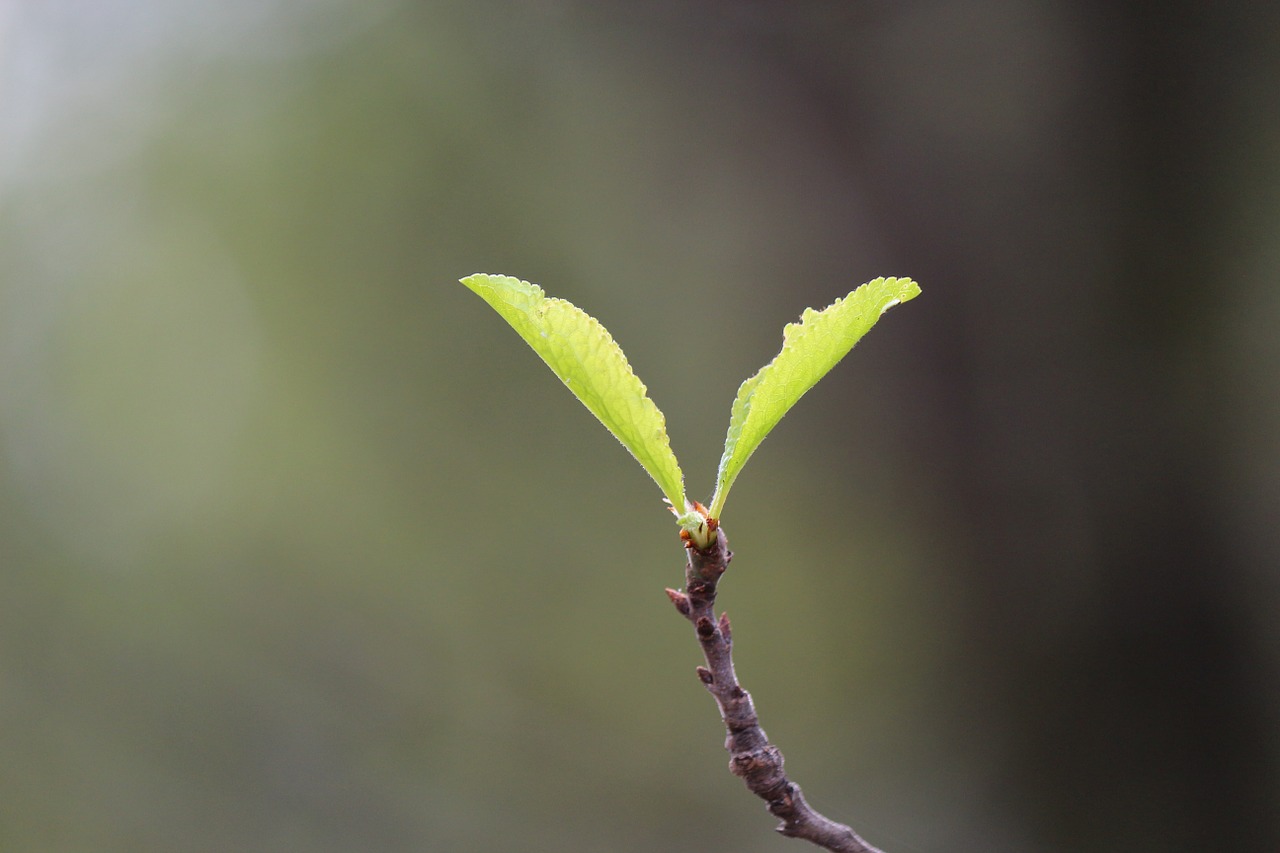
[707,277,920,518]
[460,273,688,513]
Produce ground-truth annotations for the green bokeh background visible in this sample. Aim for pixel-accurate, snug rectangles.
[2,2,1277,851]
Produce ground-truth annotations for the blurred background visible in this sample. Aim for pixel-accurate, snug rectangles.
[2,1,1277,851]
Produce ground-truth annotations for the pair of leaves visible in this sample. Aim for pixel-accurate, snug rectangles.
[460,273,920,531]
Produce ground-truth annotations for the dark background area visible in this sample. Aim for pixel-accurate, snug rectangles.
[2,2,1276,851]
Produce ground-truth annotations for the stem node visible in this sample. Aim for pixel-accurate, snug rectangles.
[669,525,886,853]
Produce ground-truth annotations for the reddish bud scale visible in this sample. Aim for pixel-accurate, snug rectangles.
[664,588,692,616]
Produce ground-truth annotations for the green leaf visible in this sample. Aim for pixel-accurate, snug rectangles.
[460,274,687,512]
[707,277,921,519]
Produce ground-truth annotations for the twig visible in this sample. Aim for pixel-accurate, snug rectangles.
[665,527,885,853]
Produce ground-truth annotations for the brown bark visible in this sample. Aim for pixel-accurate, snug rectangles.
[666,527,884,853]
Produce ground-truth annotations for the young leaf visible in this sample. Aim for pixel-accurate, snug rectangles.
[708,277,921,519]
[460,274,687,512]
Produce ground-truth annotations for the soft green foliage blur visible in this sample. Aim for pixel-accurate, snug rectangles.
[3,2,1276,852]
[710,277,921,518]
[0,5,936,852]
[460,273,687,512]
